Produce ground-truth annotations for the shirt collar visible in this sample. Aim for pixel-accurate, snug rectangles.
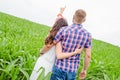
[71,23,82,27]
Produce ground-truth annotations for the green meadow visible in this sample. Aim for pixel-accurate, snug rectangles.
[0,12,120,80]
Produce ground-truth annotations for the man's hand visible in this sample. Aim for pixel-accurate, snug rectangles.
[39,52,44,56]
[79,69,87,79]
[39,44,54,56]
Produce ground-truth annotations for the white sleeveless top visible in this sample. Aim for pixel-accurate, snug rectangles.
[30,46,56,80]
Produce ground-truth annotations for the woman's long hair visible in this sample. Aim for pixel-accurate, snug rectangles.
[45,18,68,45]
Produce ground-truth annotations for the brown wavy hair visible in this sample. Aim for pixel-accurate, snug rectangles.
[45,18,68,45]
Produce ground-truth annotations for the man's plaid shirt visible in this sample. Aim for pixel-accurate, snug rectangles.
[53,23,92,72]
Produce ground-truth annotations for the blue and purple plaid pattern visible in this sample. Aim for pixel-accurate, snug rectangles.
[53,23,92,72]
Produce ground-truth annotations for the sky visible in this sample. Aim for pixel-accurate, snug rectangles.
[0,0,120,46]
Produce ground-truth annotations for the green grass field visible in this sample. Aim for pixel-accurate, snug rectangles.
[0,12,120,80]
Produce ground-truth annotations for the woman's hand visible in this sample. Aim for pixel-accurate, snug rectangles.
[74,48,83,54]
[57,6,66,18]
[60,6,66,14]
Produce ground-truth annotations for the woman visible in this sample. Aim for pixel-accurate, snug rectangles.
[30,7,83,80]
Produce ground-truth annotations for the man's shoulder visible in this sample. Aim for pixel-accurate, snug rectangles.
[82,28,91,35]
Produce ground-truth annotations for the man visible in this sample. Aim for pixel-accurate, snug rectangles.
[50,9,92,80]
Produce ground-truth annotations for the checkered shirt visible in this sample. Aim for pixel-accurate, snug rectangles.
[53,23,92,72]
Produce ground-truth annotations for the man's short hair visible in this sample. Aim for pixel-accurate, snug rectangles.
[74,9,86,23]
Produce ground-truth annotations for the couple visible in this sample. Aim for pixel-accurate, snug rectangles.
[30,7,92,80]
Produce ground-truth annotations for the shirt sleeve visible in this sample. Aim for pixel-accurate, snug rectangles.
[53,27,64,44]
[84,33,92,48]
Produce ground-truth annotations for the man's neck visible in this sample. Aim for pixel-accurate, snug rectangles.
[73,22,82,25]
[73,21,82,24]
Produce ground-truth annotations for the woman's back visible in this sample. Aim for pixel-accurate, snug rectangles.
[30,46,56,80]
